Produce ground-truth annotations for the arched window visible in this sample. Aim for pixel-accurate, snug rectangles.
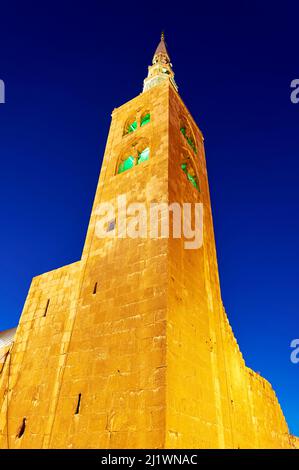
[140,112,150,127]
[180,126,186,136]
[137,147,150,164]
[118,155,135,174]
[117,139,150,175]
[181,156,200,191]
[180,121,197,154]
[124,116,138,135]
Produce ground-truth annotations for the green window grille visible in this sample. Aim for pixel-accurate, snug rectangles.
[187,137,197,154]
[187,172,199,190]
[181,163,199,191]
[180,127,186,136]
[137,147,150,164]
[180,127,197,154]
[181,163,187,173]
[127,120,137,134]
[118,155,135,174]
[140,113,150,127]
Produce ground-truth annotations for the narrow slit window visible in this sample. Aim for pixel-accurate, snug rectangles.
[93,282,98,295]
[44,299,50,317]
[107,219,116,232]
[75,393,82,415]
[16,418,26,439]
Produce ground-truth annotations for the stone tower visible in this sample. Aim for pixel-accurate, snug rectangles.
[0,34,297,449]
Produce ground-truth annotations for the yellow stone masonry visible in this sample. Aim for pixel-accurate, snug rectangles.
[0,39,297,448]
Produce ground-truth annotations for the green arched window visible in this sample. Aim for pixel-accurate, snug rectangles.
[124,116,138,136]
[126,120,137,134]
[137,147,150,164]
[140,113,150,127]
[181,162,199,191]
[180,124,197,154]
[118,155,135,174]
[180,127,186,136]
[187,136,197,154]
[117,138,150,175]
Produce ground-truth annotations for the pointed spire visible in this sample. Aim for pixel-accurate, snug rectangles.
[143,32,178,93]
[153,31,171,65]
[153,31,170,62]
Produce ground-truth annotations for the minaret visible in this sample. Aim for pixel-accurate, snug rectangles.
[143,32,178,92]
[0,34,295,450]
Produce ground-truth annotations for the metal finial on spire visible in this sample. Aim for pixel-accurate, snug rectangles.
[161,31,165,41]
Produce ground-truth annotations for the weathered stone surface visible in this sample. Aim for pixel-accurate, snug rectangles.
[0,79,296,449]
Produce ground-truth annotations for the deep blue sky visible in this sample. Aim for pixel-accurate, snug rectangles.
[0,1,298,436]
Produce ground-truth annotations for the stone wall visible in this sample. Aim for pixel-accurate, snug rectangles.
[0,81,295,448]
